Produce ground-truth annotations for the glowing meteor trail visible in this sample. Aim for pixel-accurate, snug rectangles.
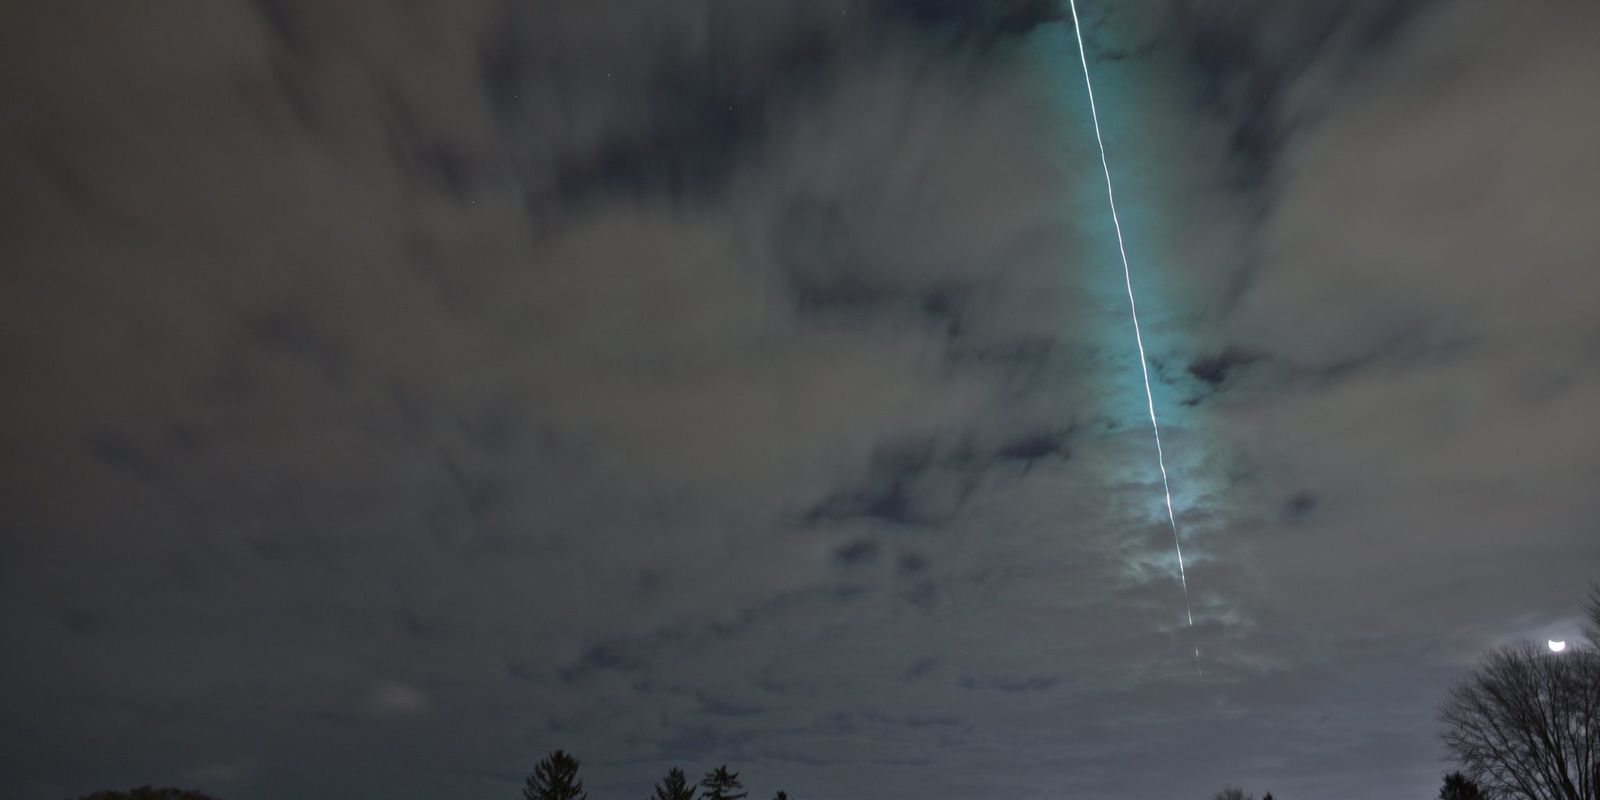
[1066,0,1201,669]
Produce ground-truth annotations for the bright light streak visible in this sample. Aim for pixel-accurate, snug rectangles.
[1066,0,1201,670]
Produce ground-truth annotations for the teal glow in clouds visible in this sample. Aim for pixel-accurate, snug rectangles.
[1066,0,1200,670]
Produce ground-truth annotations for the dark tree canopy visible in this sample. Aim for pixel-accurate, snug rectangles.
[773,791,791,800]
[75,790,219,800]
[1439,771,1488,800]
[1438,640,1600,800]
[525,749,588,800]
[699,765,748,800]
[1212,788,1253,800]
[651,767,695,800]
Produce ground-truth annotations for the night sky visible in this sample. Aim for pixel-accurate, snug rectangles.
[3,2,1599,799]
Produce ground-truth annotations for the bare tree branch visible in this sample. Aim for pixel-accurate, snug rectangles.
[1439,640,1600,800]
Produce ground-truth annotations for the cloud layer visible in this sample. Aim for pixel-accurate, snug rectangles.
[1,2,1597,799]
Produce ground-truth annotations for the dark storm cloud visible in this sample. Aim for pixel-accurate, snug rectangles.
[807,438,959,527]
[833,539,882,566]
[995,428,1072,465]
[1167,0,1436,184]
[2,2,1598,800]
[1186,347,1259,388]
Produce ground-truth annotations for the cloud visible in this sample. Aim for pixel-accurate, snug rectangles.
[366,681,431,717]
[1,2,1597,800]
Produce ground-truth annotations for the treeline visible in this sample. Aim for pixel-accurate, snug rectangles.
[70,587,1600,800]
[67,754,784,800]
[523,751,783,800]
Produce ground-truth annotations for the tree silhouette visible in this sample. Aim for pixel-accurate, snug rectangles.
[75,789,218,800]
[1439,639,1600,800]
[524,749,588,800]
[1211,788,1253,800]
[773,791,791,800]
[651,767,695,800]
[699,765,747,800]
[1586,583,1600,648]
[1439,771,1487,800]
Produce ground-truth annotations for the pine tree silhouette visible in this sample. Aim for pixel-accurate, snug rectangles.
[699,765,748,800]
[524,749,588,800]
[651,767,695,800]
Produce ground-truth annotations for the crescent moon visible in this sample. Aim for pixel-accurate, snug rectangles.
[1548,640,1567,653]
